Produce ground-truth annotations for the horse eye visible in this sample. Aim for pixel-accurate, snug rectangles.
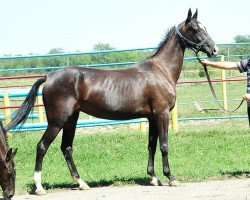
[195,29,200,33]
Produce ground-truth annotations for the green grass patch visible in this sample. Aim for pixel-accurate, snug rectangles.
[8,122,250,194]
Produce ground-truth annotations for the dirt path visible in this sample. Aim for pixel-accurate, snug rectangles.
[8,178,250,200]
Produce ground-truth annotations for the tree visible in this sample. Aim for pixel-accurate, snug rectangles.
[234,35,250,43]
[93,43,115,51]
[42,48,66,67]
[91,43,115,64]
[48,48,65,54]
[232,35,250,58]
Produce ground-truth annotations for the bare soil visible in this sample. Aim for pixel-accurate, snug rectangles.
[9,178,250,200]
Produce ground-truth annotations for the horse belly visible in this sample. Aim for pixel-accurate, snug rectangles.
[78,71,150,119]
[78,99,150,120]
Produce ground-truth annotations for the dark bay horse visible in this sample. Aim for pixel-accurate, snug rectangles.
[6,9,218,195]
[0,121,17,200]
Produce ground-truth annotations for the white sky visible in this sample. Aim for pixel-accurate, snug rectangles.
[0,0,249,55]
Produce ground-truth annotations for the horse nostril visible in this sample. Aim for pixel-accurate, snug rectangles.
[8,194,13,198]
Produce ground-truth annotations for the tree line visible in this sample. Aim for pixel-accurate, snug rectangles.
[0,35,249,77]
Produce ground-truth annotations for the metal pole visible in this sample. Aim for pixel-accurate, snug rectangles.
[140,121,147,133]
[171,102,179,133]
[37,95,44,123]
[3,92,11,125]
[221,55,228,110]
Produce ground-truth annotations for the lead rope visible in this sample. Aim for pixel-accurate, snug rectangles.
[195,51,244,112]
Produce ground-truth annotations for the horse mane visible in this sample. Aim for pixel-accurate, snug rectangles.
[151,26,176,57]
[0,120,9,149]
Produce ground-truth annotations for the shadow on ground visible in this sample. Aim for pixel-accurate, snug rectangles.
[220,170,250,178]
[26,177,151,194]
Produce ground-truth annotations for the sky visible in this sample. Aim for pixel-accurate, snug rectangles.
[0,0,249,55]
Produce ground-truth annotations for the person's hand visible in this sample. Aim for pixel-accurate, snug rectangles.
[199,59,209,66]
[242,93,250,101]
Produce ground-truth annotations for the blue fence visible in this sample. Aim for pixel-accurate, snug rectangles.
[0,42,250,60]
[1,43,250,132]
[9,115,248,132]
[0,89,248,132]
[1,42,250,73]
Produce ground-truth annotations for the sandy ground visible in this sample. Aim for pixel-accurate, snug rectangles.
[3,178,250,200]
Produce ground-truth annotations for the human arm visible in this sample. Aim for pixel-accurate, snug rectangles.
[200,59,238,70]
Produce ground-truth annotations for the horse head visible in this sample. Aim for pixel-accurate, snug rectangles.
[0,148,17,200]
[176,8,218,57]
[0,147,17,200]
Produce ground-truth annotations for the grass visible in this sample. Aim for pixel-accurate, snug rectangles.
[8,121,250,195]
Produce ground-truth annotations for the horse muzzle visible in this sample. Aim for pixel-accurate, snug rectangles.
[3,189,14,200]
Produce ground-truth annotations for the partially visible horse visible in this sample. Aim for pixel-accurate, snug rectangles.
[6,9,218,195]
[0,121,17,200]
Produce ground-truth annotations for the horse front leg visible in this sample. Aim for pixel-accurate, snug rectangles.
[147,117,162,186]
[157,110,179,186]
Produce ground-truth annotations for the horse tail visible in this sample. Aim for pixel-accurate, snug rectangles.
[6,77,46,131]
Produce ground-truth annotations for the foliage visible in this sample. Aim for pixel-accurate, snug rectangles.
[93,43,115,51]
[0,43,153,76]
[218,35,250,60]
[234,35,250,43]
[0,39,250,77]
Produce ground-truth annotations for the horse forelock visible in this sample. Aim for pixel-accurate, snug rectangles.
[197,21,206,31]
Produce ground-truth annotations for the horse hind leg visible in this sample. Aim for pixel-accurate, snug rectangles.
[61,111,90,190]
[34,124,62,195]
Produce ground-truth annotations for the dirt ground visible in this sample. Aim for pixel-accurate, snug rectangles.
[6,178,250,200]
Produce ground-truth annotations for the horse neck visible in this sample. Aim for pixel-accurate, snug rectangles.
[152,30,185,83]
[0,139,7,163]
[0,125,8,154]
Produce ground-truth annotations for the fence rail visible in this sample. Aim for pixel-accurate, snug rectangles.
[1,43,250,133]
[0,70,247,132]
[0,42,250,60]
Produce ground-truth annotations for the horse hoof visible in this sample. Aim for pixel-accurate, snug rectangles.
[35,189,47,195]
[169,180,179,187]
[79,183,91,190]
[150,177,163,186]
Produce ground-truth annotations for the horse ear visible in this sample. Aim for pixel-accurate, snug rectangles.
[6,148,13,162]
[6,148,17,162]
[185,8,192,25]
[12,148,18,158]
[192,8,198,19]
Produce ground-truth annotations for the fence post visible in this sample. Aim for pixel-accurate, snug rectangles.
[140,121,147,133]
[3,92,11,125]
[171,102,179,133]
[37,95,44,123]
[221,55,228,111]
